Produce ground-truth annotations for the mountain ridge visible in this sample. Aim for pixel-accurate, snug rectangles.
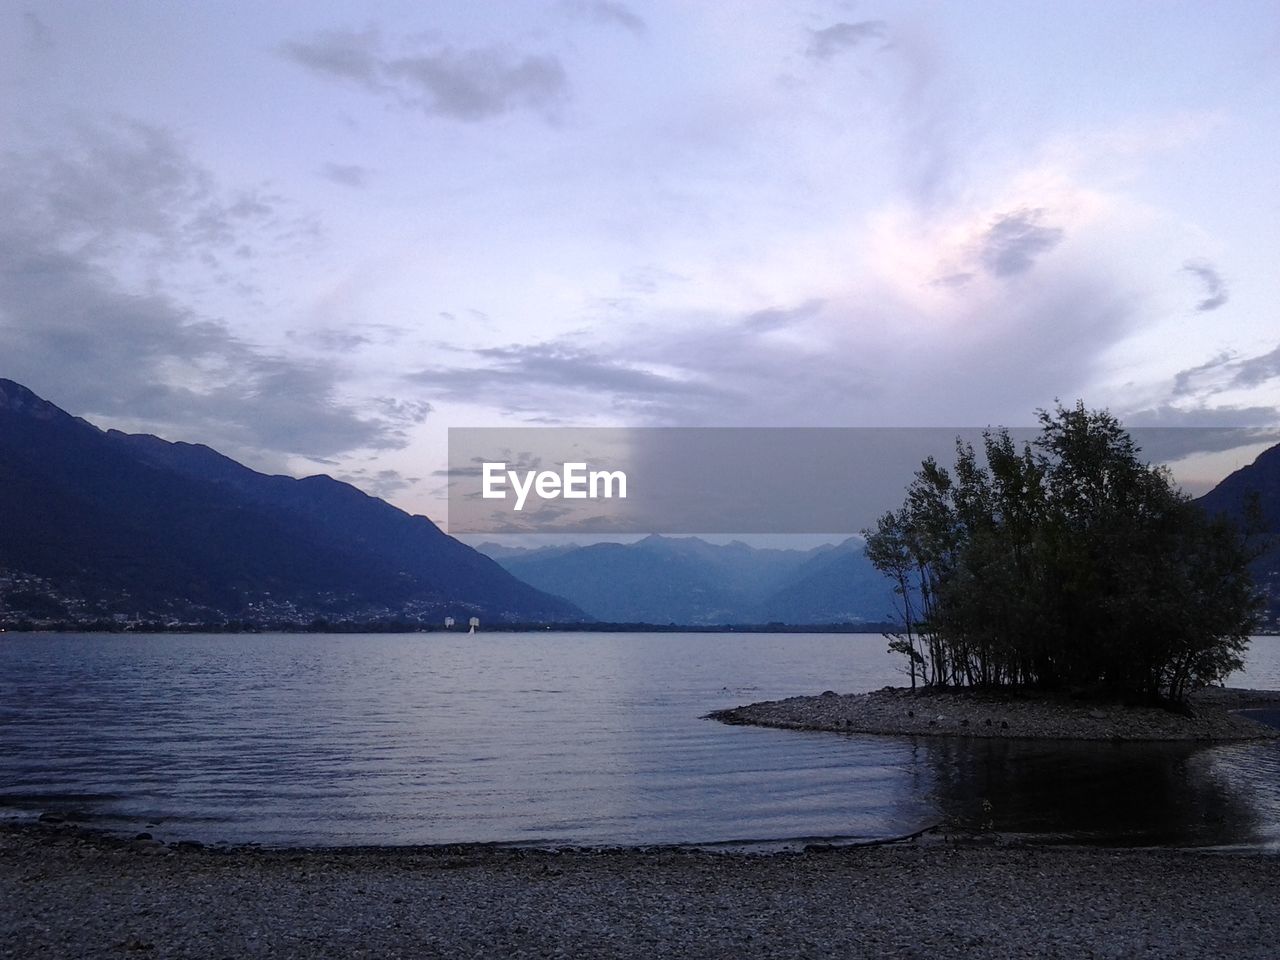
[0,378,585,626]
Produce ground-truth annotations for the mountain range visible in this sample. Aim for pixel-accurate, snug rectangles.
[476,535,900,626]
[0,378,583,626]
[3,375,1279,631]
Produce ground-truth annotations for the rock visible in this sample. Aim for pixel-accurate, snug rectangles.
[1088,710,1107,720]
[38,812,64,823]
[820,690,838,698]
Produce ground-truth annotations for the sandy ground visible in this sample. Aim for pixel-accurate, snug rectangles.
[4,823,1280,959]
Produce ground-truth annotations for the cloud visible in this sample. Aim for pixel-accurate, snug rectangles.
[565,1,646,35]
[280,28,381,85]
[1181,259,1229,311]
[336,467,421,499]
[1116,405,1280,464]
[409,341,727,418]
[321,162,371,187]
[374,396,434,424]
[22,10,54,52]
[0,116,318,279]
[740,299,825,333]
[282,30,568,122]
[977,209,1065,277]
[806,21,888,61]
[0,118,404,464]
[1172,343,1280,399]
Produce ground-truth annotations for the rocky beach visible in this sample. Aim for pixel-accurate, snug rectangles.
[4,822,1280,959]
[709,686,1280,742]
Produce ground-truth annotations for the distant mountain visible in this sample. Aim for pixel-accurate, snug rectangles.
[1195,442,1280,629]
[759,540,902,625]
[0,379,584,625]
[481,534,898,625]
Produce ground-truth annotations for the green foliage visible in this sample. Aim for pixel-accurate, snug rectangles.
[863,402,1261,703]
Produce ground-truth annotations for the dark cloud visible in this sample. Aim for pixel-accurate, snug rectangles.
[0,118,404,463]
[1230,343,1280,389]
[321,162,371,187]
[1117,408,1280,463]
[388,50,566,121]
[282,30,568,122]
[374,396,434,424]
[806,21,888,61]
[741,299,824,332]
[1182,259,1229,311]
[280,28,381,85]
[289,328,373,352]
[978,209,1065,277]
[22,10,54,52]
[565,1,646,35]
[409,341,725,417]
[1172,351,1233,396]
[0,117,314,275]
[1172,343,1280,398]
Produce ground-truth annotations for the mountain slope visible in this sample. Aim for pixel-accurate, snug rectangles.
[0,378,583,624]
[1195,441,1280,629]
[486,534,897,625]
[758,539,900,625]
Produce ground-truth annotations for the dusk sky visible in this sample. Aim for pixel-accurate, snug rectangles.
[3,1,1279,526]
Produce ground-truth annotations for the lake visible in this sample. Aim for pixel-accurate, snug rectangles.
[2,632,1279,849]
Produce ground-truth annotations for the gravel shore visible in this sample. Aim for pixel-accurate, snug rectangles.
[709,686,1280,741]
[4,823,1279,959]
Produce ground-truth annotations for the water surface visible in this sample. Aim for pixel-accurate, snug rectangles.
[1,632,1278,849]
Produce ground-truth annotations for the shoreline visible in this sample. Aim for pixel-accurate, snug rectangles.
[709,685,1280,741]
[5,821,1280,959]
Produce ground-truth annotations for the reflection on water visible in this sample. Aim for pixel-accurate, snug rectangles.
[921,735,1280,847]
[0,632,1278,849]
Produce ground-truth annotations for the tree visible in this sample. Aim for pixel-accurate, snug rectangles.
[863,402,1260,704]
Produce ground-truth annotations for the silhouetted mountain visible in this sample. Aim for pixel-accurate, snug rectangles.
[482,534,897,625]
[1196,442,1280,629]
[0,379,583,625]
[1196,443,1280,534]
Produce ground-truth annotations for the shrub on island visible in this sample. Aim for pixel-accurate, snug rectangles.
[864,402,1261,706]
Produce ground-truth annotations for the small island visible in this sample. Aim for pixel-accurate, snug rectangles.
[715,406,1279,744]
[710,686,1280,741]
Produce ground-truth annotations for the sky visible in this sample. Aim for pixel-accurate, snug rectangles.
[2,1,1279,531]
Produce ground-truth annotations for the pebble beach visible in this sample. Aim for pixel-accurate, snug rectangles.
[709,686,1280,741]
[5,823,1280,959]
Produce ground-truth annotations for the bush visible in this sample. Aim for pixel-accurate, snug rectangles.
[864,402,1260,703]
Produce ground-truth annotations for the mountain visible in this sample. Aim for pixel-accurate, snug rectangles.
[0,379,584,625]
[481,534,898,625]
[1195,443,1280,534]
[1195,442,1280,629]
[759,540,902,624]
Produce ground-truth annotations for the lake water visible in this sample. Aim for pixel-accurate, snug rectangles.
[2,632,1279,850]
